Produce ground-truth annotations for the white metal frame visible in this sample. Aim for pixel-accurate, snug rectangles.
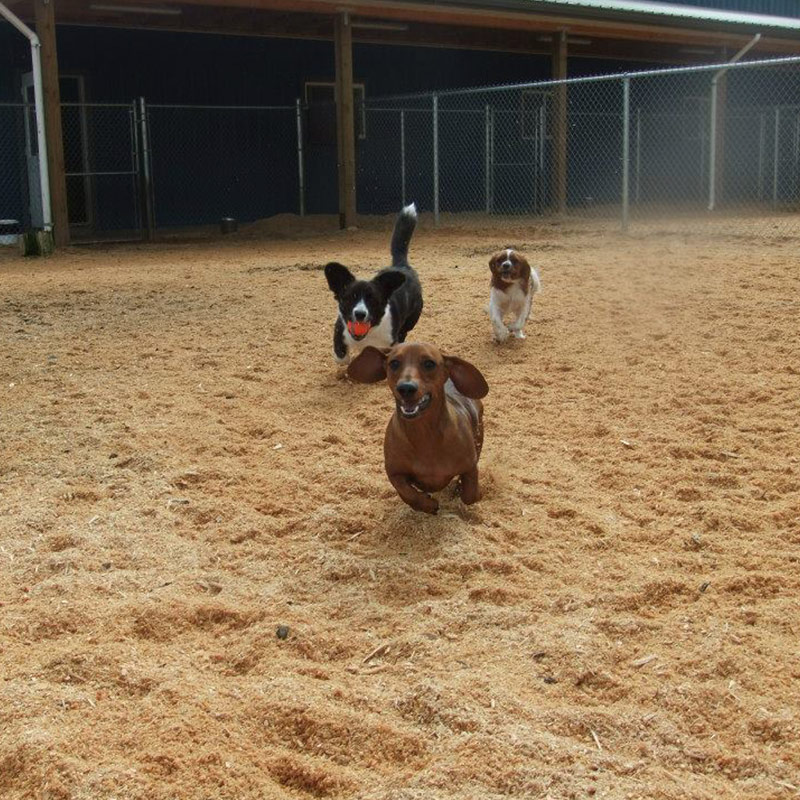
[1,2,52,233]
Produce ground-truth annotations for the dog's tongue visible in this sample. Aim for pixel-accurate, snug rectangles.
[348,321,371,337]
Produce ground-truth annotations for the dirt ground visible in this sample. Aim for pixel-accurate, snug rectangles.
[1,214,799,800]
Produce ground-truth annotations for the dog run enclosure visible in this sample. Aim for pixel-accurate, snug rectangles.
[2,55,800,243]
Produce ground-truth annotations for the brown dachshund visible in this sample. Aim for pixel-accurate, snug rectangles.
[347,342,489,515]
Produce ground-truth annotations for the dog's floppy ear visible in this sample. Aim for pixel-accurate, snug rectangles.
[325,262,356,296]
[444,356,489,399]
[373,270,406,301]
[347,346,388,384]
[488,252,501,272]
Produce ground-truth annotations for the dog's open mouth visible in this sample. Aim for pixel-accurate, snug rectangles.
[396,392,432,419]
[347,320,372,340]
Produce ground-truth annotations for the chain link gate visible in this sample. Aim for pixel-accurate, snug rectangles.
[143,103,298,233]
[61,101,144,243]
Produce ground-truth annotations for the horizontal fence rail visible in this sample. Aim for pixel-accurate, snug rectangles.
[362,54,800,104]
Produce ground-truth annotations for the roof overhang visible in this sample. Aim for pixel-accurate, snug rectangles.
[464,0,800,35]
[5,0,800,62]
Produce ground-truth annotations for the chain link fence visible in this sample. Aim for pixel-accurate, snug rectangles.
[0,99,300,243]
[0,103,28,243]
[144,104,299,231]
[1,56,799,245]
[357,55,800,235]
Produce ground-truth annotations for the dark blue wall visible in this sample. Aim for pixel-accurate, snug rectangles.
[1,24,568,230]
[3,22,793,233]
[2,24,658,106]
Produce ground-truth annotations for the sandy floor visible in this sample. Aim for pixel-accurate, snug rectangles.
[1,214,799,800]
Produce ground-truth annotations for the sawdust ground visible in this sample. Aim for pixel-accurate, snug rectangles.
[1,214,799,799]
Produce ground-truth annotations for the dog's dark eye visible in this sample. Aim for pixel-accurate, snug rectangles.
[422,359,436,371]
[388,359,401,371]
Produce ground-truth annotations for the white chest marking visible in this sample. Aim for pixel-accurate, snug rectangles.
[491,282,527,316]
[341,303,395,352]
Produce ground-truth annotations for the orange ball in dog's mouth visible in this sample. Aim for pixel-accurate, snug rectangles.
[347,321,372,339]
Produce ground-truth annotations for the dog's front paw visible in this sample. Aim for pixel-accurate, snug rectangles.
[512,329,526,340]
[493,326,510,343]
[459,485,480,505]
[414,494,439,515]
[334,351,350,366]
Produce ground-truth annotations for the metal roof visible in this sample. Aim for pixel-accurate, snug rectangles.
[671,0,799,16]
[520,0,800,30]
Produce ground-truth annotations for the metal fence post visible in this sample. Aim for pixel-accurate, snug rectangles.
[621,77,630,232]
[491,107,497,212]
[538,103,545,211]
[772,106,781,207]
[130,100,143,236]
[757,112,766,202]
[400,109,406,206]
[699,113,706,199]
[484,104,491,214]
[794,111,800,186]
[635,106,641,204]
[295,98,305,217]
[532,104,539,213]
[708,35,760,213]
[137,96,155,239]
[433,92,439,226]
[708,76,719,211]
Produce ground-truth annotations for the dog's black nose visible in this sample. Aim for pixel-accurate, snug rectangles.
[396,381,418,399]
[354,308,367,322]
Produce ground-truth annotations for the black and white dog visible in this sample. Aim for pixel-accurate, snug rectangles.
[324,204,422,364]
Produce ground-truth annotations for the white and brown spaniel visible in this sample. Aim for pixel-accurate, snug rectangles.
[487,248,541,343]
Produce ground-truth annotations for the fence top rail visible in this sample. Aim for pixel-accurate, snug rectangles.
[362,104,800,116]
[146,103,295,111]
[60,102,135,108]
[370,106,490,113]
[4,101,297,111]
[361,54,800,104]
[61,102,135,109]
[0,101,134,109]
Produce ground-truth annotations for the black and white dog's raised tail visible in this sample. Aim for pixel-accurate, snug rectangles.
[324,203,422,364]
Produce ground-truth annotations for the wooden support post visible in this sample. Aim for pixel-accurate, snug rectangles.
[713,73,727,208]
[34,0,69,246]
[334,12,357,229]
[551,29,567,215]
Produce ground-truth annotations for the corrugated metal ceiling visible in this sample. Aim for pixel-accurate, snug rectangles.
[519,0,800,29]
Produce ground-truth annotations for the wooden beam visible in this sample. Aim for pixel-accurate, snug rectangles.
[552,29,567,215]
[25,7,732,64]
[104,0,800,52]
[335,14,345,223]
[334,12,357,229]
[34,0,69,246]
[22,0,800,56]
